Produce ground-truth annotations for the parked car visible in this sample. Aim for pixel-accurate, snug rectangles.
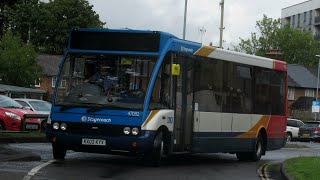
[298,121,320,142]
[0,95,41,131]
[286,118,305,141]
[14,98,51,131]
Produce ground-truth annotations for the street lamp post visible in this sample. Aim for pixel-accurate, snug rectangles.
[315,55,320,120]
[183,0,188,40]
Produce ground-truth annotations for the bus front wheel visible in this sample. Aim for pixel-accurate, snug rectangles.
[236,133,263,161]
[52,143,67,160]
[144,132,164,166]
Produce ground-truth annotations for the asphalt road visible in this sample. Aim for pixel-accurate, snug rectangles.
[1,141,320,180]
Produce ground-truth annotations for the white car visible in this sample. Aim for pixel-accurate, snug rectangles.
[14,98,51,131]
[286,118,304,141]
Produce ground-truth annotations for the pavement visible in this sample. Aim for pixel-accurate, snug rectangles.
[0,138,47,162]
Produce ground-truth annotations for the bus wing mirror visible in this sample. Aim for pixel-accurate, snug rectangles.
[172,64,180,76]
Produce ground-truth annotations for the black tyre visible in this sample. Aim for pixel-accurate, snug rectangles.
[236,133,264,161]
[144,132,164,166]
[40,120,47,132]
[52,143,67,160]
[0,121,5,131]
[286,132,292,142]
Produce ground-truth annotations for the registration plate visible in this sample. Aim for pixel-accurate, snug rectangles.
[82,138,106,146]
[303,134,310,136]
[26,124,39,130]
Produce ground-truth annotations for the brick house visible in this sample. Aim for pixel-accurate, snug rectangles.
[35,54,63,101]
[287,64,320,119]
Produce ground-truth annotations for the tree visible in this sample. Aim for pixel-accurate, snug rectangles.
[5,0,105,54]
[277,25,320,66]
[0,31,41,87]
[233,15,320,66]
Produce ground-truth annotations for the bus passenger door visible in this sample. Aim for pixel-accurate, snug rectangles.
[172,54,195,152]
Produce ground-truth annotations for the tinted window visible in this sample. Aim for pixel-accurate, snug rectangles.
[194,58,223,112]
[270,71,286,115]
[253,68,271,114]
[297,121,304,127]
[287,120,295,127]
[302,123,320,128]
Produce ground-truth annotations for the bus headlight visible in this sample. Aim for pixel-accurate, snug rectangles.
[132,127,139,135]
[53,122,59,130]
[123,127,131,135]
[60,123,67,131]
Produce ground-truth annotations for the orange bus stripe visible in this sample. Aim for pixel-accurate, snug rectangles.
[237,115,270,138]
[142,110,159,127]
[194,46,215,57]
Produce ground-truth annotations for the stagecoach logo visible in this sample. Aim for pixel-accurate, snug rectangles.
[81,116,112,123]
[81,116,87,122]
[181,46,193,53]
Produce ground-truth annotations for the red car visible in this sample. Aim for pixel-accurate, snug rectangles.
[0,95,40,131]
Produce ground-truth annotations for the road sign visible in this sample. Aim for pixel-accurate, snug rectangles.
[312,101,320,113]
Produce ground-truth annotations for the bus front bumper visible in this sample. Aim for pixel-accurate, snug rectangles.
[46,130,156,155]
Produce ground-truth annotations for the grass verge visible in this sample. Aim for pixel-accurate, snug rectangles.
[285,157,320,180]
[285,143,308,148]
[0,131,45,139]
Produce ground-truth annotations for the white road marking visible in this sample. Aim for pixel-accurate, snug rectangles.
[22,152,80,180]
[23,160,56,180]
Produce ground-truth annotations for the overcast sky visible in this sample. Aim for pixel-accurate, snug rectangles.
[87,0,305,48]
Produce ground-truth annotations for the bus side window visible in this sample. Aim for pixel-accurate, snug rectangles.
[149,54,171,109]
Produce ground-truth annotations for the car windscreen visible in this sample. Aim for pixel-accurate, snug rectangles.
[0,96,23,108]
[29,101,52,111]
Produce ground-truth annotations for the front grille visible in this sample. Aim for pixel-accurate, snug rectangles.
[51,122,140,136]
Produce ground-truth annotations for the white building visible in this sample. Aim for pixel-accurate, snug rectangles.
[281,0,320,40]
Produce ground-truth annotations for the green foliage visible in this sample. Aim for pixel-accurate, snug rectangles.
[233,15,320,66]
[285,157,320,180]
[0,31,41,87]
[4,0,105,54]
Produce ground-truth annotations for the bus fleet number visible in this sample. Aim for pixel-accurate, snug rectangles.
[127,111,140,117]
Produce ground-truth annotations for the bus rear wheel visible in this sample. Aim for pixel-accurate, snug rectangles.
[144,132,164,166]
[236,133,263,161]
[52,143,67,160]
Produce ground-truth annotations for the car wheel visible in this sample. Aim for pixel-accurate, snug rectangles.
[286,132,292,142]
[0,121,5,131]
[41,120,47,132]
[52,143,67,160]
[236,133,264,161]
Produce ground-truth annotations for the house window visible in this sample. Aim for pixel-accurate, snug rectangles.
[292,15,295,27]
[305,89,314,97]
[34,78,41,87]
[310,10,312,25]
[297,14,300,27]
[304,12,307,23]
[52,77,66,88]
[52,77,56,88]
[288,88,295,100]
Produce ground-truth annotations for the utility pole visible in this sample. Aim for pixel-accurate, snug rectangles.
[219,0,225,48]
[183,0,188,40]
[199,26,206,44]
